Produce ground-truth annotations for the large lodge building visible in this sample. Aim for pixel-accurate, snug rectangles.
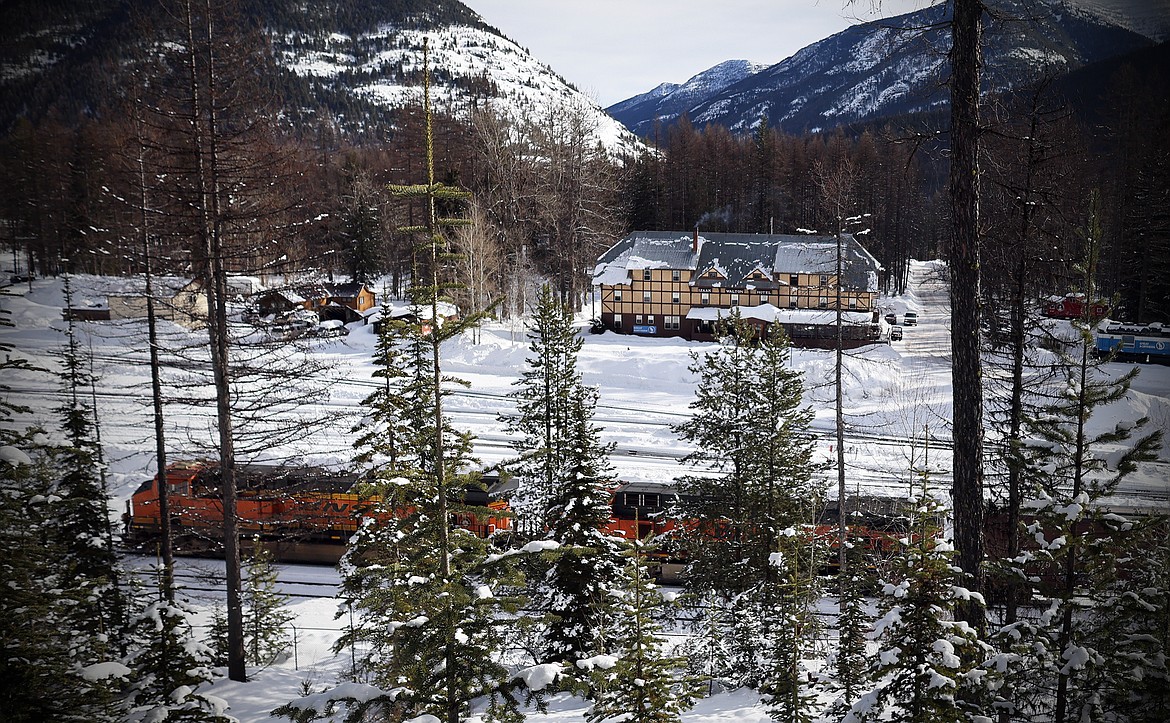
[592,230,883,347]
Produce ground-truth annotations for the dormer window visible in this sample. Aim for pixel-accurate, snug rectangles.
[707,270,718,278]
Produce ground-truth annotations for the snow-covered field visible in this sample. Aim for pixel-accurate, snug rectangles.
[4,260,1169,721]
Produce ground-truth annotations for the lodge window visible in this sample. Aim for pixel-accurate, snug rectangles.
[849,298,857,308]
[759,294,769,305]
[664,315,680,330]
[790,274,799,286]
[819,274,828,285]
[647,315,655,324]
[635,314,643,325]
[625,492,660,508]
[672,291,680,303]
[697,319,715,334]
[643,269,652,281]
[701,292,710,305]
[643,290,652,302]
[613,314,622,329]
[819,297,828,308]
[614,289,622,302]
[730,294,740,306]
[790,299,799,309]
[672,270,681,282]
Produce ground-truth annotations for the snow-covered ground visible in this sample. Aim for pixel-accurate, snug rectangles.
[4,260,1169,721]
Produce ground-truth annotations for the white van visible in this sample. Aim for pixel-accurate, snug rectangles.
[903,312,918,326]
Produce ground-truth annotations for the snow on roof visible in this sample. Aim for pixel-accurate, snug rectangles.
[685,304,875,326]
[593,232,698,285]
[594,231,881,291]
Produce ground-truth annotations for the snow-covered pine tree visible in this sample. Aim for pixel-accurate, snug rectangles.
[828,532,874,714]
[242,545,293,667]
[846,475,992,723]
[585,535,696,723]
[757,527,824,723]
[0,446,123,722]
[349,288,414,476]
[680,590,736,696]
[121,596,232,722]
[505,282,581,534]
[277,39,528,723]
[996,193,1165,723]
[55,272,125,640]
[672,316,824,689]
[506,283,625,668]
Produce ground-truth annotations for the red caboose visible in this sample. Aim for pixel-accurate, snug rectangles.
[1042,293,1110,320]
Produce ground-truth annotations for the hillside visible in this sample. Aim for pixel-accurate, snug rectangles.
[0,0,641,154]
[608,0,1156,136]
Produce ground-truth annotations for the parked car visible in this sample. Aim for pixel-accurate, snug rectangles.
[314,319,349,338]
[890,326,903,341]
[902,312,918,326]
[884,312,897,325]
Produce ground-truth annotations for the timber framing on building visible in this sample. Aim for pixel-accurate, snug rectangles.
[592,230,882,347]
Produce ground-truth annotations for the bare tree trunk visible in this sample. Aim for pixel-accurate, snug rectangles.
[949,0,986,632]
[136,117,175,601]
[185,0,245,681]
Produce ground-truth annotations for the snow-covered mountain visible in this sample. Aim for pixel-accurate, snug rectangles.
[273,16,642,155]
[609,0,1159,136]
[605,59,768,139]
[0,0,642,155]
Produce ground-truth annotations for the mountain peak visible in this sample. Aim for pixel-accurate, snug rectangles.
[609,0,1155,137]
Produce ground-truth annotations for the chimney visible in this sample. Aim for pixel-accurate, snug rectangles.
[693,225,699,254]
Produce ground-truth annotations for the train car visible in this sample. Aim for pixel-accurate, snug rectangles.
[1095,321,1170,364]
[1043,293,1110,321]
[602,483,921,580]
[124,462,513,563]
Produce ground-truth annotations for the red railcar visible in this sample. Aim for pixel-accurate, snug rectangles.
[1042,293,1110,320]
[124,462,512,563]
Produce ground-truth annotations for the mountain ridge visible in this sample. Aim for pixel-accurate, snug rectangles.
[608,0,1158,137]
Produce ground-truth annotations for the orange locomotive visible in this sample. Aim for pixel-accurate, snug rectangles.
[124,462,513,563]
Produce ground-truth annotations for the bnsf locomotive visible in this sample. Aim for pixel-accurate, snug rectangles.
[124,462,513,563]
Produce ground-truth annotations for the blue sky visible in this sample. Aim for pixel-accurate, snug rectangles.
[471,0,933,106]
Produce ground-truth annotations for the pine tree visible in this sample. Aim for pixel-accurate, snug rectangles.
[846,478,992,723]
[278,39,527,723]
[585,536,696,723]
[507,283,625,667]
[242,545,294,667]
[0,445,123,722]
[758,528,824,723]
[55,273,124,639]
[672,316,824,690]
[505,282,584,533]
[994,193,1163,723]
[121,596,231,722]
[829,533,874,714]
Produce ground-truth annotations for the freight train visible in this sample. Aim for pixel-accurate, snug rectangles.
[125,463,923,574]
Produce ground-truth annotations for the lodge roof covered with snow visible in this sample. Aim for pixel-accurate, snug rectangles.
[593,230,880,291]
